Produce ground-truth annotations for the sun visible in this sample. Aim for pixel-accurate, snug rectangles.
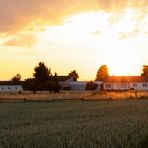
[105,47,140,76]
[34,9,144,79]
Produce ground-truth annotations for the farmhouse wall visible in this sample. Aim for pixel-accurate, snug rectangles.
[0,85,23,92]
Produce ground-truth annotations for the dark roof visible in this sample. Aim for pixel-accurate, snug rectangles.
[57,76,73,81]
[0,81,24,85]
[104,76,148,83]
[0,77,73,85]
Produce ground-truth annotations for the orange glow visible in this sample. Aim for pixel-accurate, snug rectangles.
[0,2,147,80]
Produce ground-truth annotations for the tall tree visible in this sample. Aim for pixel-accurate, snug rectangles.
[69,70,79,81]
[95,65,109,81]
[141,65,148,76]
[12,73,21,82]
[33,62,51,82]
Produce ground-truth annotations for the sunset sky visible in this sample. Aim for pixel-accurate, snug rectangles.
[0,0,148,80]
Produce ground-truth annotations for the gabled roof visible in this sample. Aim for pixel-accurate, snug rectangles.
[57,76,73,81]
[0,81,24,85]
[104,76,148,83]
[0,77,73,85]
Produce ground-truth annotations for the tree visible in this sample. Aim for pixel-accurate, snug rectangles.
[95,65,109,81]
[33,62,51,82]
[23,78,34,90]
[85,81,98,90]
[52,72,58,83]
[141,65,148,76]
[12,73,21,82]
[46,72,60,93]
[45,80,60,93]
[69,70,79,81]
[23,78,40,92]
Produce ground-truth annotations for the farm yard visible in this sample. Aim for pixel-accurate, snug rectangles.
[0,0,147,147]
[0,95,148,148]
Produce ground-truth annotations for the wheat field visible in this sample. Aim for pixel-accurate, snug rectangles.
[0,99,148,148]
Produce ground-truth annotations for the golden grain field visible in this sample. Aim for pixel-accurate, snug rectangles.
[0,99,148,148]
[0,91,148,102]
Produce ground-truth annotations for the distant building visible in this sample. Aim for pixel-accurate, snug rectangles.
[58,76,74,89]
[103,76,148,90]
[0,81,24,92]
[69,81,87,91]
[69,81,102,91]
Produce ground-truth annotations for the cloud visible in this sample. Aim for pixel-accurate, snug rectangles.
[0,0,147,36]
[97,0,148,11]
[91,30,102,36]
[0,0,99,34]
[118,29,140,39]
[3,34,37,47]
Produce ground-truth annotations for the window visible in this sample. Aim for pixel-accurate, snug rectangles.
[133,83,137,87]
[1,87,4,90]
[15,87,18,90]
[8,87,11,90]
[143,83,147,87]
[106,84,111,88]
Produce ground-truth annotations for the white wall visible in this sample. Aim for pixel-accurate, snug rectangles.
[129,82,148,90]
[104,82,148,90]
[0,85,23,92]
[70,82,87,91]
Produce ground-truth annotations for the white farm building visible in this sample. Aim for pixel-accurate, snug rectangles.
[0,81,23,92]
[103,76,148,90]
[69,81,87,91]
[69,81,103,91]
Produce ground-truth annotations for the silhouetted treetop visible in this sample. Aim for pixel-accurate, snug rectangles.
[95,65,109,81]
[12,73,21,82]
[52,72,58,82]
[141,65,148,76]
[33,62,51,82]
[68,70,79,81]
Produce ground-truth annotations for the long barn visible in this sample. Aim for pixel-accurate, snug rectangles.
[103,76,148,90]
[0,81,23,92]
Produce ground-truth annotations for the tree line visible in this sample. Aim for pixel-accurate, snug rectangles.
[11,62,79,93]
[11,63,148,91]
